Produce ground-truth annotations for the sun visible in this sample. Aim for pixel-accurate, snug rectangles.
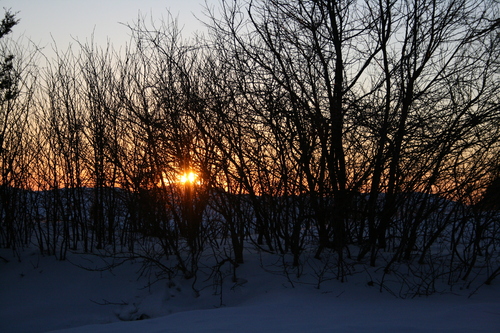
[179,171,198,184]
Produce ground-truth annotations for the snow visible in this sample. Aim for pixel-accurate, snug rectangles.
[1,247,499,333]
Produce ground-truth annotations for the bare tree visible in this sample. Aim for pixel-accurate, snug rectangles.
[205,0,500,286]
[0,10,37,255]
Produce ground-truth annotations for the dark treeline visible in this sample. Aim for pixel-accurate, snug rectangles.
[1,0,500,296]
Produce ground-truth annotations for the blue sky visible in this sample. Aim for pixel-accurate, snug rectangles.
[2,0,208,53]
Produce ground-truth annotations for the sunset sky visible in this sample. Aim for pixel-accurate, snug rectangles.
[2,0,208,54]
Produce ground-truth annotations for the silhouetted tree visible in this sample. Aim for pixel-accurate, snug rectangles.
[0,9,27,253]
[205,0,500,285]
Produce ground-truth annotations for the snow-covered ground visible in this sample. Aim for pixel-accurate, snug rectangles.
[1,247,499,333]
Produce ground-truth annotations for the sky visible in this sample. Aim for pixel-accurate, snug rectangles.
[1,0,209,55]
